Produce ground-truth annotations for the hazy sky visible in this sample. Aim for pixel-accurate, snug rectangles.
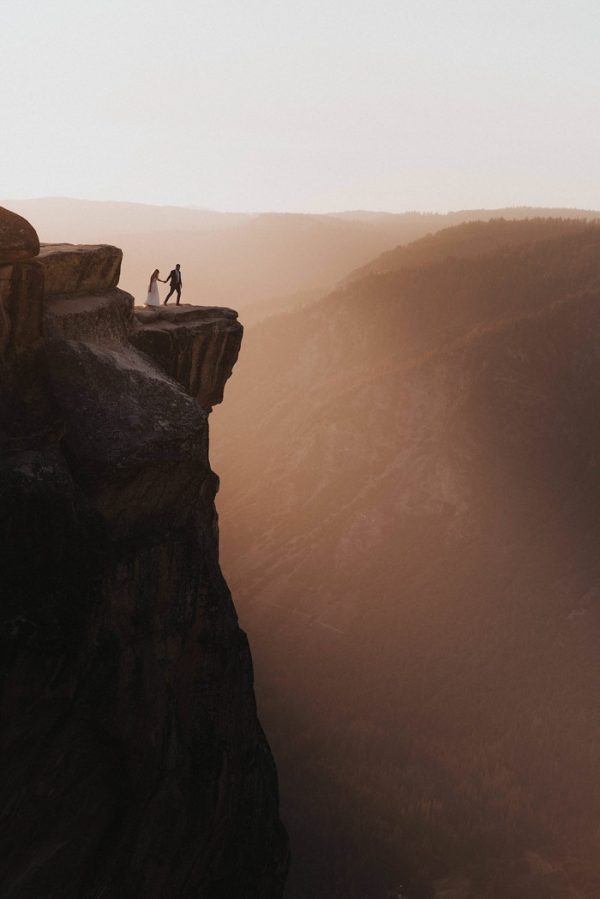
[2,0,599,212]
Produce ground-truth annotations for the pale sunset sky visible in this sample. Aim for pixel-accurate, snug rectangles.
[1,0,599,212]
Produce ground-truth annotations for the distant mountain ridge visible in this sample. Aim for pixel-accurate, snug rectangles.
[1,196,250,235]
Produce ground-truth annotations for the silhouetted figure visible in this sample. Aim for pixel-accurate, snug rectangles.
[164,264,182,305]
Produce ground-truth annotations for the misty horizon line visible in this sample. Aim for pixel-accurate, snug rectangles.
[5,195,600,220]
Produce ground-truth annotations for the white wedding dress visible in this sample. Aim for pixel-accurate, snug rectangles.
[146,278,161,306]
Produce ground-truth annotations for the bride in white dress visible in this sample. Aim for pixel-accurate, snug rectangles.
[146,269,165,306]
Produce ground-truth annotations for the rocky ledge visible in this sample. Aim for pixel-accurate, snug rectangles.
[0,207,287,898]
[131,304,243,409]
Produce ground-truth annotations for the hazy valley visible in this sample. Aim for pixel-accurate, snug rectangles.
[211,218,600,897]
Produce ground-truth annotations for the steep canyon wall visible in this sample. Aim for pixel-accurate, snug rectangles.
[0,208,288,899]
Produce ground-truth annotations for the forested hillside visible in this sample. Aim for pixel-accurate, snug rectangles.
[343,216,600,284]
[212,221,600,898]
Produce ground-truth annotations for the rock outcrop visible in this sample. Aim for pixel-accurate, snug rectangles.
[0,206,40,264]
[39,243,122,295]
[0,211,288,897]
[131,305,242,409]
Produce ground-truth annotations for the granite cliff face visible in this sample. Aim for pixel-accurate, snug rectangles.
[0,207,288,898]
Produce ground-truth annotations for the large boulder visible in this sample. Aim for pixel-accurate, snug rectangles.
[39,243,122,296]
[0,207,40,264]
[44,289,134,344]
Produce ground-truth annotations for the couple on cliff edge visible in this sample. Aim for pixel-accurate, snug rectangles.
[146,264,182,306]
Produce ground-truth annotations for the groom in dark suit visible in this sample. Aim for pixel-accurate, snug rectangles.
[164,264,183,305]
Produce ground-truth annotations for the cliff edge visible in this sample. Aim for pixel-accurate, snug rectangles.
[0,208,288,898]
